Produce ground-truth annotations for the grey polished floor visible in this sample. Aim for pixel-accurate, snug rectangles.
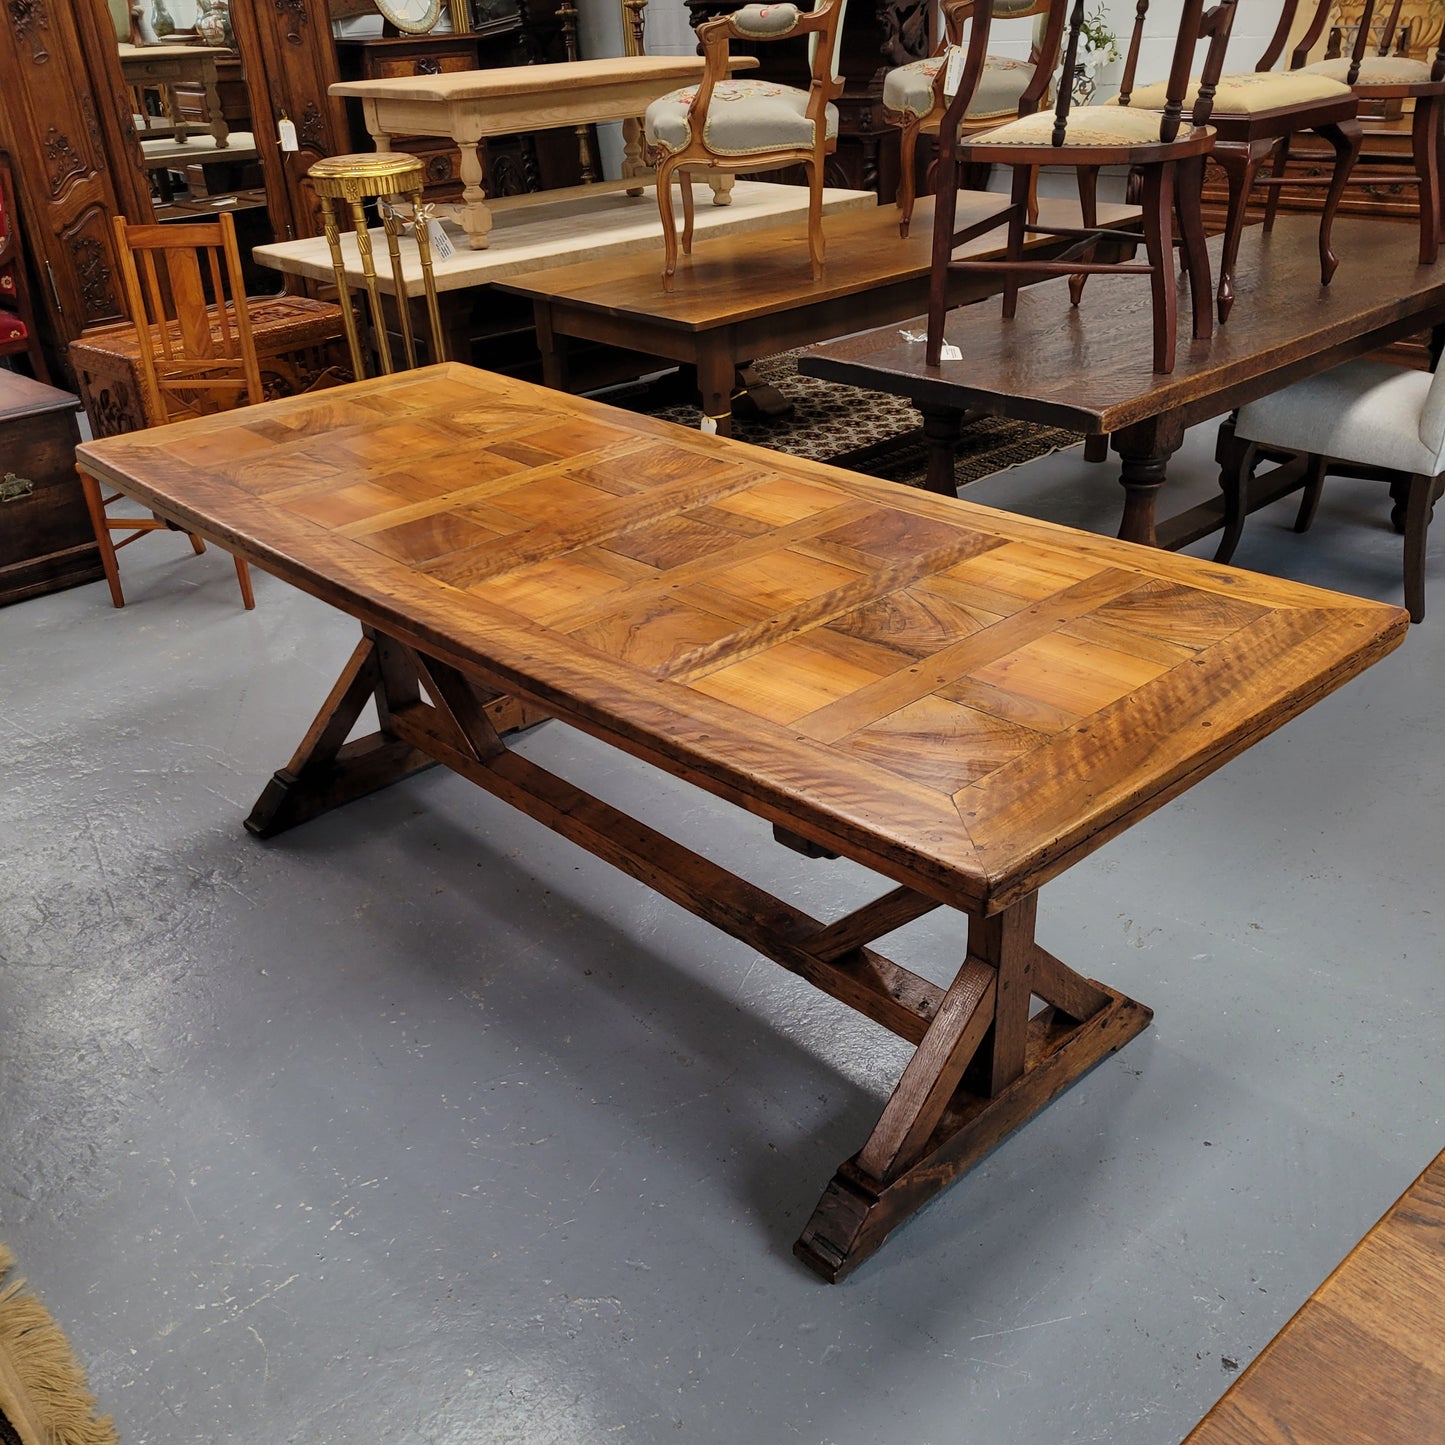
[3,415,1441,1445]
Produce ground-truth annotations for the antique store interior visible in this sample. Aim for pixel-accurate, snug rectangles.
[2,1,1443,1443]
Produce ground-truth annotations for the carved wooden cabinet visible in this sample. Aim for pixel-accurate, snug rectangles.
[0,0,153,379]
[683,0,929,198]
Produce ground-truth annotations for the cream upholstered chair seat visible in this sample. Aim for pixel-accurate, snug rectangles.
[646,78,839,156]
[1218,357,1445,620]
[1122,68,1352,112]
[883,53,1036,123]
[1303,54,1436,86]
[1235,358,1445,477]
[974,103,1182,146]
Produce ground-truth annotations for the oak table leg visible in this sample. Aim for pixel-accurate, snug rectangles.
[918,404,967,497]
[794,891,1151,1282]
[1112,416,1185,548]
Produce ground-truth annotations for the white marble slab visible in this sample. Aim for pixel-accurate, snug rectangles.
[253,180,878,297]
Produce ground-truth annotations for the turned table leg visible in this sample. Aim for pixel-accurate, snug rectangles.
[918,404,967,497]
[1112,417,1184,548]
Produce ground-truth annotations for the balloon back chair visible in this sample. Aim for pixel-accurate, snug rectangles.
[927,0,1238,376]
[643,0,847,288]
[1261,0,1445,268]
[884,0,1065,238]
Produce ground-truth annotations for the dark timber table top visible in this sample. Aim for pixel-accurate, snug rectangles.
[1183,1148,1445,1445]
[797,216,1445,437]
[73,365,1408,1279]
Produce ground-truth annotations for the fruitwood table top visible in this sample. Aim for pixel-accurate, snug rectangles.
[796,216,1445,546]
[74,365,1407,1278]
[1184,1148,1445,1445]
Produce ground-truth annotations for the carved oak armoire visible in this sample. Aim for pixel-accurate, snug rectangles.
[683,0,929,198]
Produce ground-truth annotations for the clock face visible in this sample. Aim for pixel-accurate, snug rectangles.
[375,0,442,33]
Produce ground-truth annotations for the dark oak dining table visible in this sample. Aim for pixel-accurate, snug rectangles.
[797,215,1445,549]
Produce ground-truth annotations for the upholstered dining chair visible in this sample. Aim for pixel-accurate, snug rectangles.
[1259,0,1445,267]
[76,212,260,609]
[1215,360,1445,622]
[928,0,1236,376]
[1119,0,1363,324]
[643,0,846,287]
[0,155,49,383]
[884,0,1065,238]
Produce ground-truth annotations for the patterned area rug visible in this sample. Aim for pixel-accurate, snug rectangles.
[624,351,1081,489]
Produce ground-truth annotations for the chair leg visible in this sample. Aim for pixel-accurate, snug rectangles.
[1313,118,1364,286]
[1293,453,1328,534]
[656,155,681,288]
[234,555,256,610]
[806,155,825,280]
[1140,162,1178,375]
[680,168,697,256]
[1002,166,1031,321]
[1402,472,1436,623]
[1069,165,1100,308]
[1412,95,1443,266]
[1213,417,1255,564]
[1210,139,1269,324]
[1175,153,1213,343]
[897,119,920,238]
[76,465,125,608]
[1261,136,1290,233]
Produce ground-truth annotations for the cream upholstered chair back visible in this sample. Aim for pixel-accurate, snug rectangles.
[1416,360,1445,464]
[807,0,850,83]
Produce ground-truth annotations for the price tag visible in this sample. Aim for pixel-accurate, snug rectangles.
[426,217,456,261]
[939,343,962,362]
[277,115,299,153]
[700,415,719,434]
[943,45,965,99]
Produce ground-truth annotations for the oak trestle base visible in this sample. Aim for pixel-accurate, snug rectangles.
[247,626,1152,1281]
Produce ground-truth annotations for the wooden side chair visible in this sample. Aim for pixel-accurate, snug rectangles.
[1120,0,1363,323]
[1261,0,1445,267]
[928,0,1234,376]
[0,154,49,384]
[884,0,1065,238]
[1215,357,1445,622]
[643,0,847,287]
[76,212,260,610]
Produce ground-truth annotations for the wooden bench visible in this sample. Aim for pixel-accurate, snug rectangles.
[74,363,1407,1279]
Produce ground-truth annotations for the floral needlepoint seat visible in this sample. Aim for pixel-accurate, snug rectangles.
[642,0,847,287]
[882,0,1064,238]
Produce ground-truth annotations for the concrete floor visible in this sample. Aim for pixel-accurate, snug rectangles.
[2,412,1442,1445]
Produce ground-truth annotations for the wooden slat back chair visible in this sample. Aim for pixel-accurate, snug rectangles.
[1215,352,1445,622]
[75,211,259,609]
[1260,0,1445,266]
[643,0,847,287]
[884,0,1065,238]
[1120,0,1363,324]
[927,0,1235,376]
[0,154,49,383]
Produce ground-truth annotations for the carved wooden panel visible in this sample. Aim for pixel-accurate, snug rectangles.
[0,0,140,374]
[228,0,350,244]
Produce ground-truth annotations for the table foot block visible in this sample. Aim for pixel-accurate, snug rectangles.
[793,989,1151,1281]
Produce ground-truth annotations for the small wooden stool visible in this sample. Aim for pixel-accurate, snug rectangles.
[306,152,447,378]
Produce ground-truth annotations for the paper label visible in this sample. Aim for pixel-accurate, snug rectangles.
[700,415,719,434]
[943,45,965,99]
[277,117,298,153]
[939,343,962,362]
[426,217,456,261]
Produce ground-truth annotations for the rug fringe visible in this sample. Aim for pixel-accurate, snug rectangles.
[0,1246,118,1445]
